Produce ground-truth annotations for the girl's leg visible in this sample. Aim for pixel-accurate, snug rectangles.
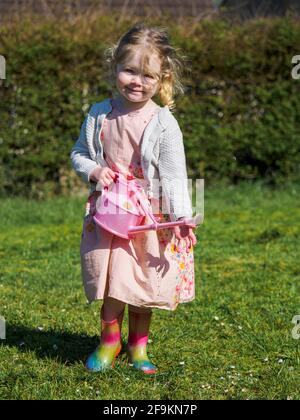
[100,297,125,334]
[85,297,126,372]
[127,305,157,374]
[102,297,126,323]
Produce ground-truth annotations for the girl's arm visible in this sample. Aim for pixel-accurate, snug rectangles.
[70,106,100,184]
[158,122,193,222]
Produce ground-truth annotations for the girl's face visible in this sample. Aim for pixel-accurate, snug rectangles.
[115,50,161,104]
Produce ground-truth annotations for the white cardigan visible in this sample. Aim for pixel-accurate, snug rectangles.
[70,98,193,221]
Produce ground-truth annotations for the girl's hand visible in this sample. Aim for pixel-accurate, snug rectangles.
[89,166,116,187]
[173,218,197,253]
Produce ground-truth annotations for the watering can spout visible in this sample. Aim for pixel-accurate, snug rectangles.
[127,212,204,237]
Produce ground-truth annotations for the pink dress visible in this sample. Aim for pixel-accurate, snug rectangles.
[80,98,195,311]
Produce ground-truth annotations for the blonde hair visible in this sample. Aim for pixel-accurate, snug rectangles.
[103,22,190,111]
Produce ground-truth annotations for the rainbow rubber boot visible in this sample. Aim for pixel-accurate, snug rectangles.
[127,308,158,375]
[85,310,123,372]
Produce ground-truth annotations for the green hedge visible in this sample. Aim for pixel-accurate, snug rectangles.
[0,15,300,198]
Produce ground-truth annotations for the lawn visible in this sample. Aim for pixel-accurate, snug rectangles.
[0,181,299,400]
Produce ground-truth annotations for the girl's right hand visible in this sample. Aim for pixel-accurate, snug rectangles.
[89,166,116,187]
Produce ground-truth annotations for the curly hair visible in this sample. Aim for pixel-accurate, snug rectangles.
[103,22,190,111]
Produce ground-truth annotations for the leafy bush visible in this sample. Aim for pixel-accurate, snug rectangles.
[0,14,300,197]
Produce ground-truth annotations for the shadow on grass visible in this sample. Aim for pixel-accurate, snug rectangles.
[1,323,128,366]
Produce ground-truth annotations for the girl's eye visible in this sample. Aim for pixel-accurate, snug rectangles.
[124,69,154,78]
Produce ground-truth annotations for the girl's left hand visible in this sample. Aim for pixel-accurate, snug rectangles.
[173,221,197,253]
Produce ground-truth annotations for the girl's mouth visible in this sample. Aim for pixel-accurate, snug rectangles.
[127,87,143,93]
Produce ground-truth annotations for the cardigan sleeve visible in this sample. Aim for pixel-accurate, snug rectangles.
[158,122,193,222]
[70,107,99,184]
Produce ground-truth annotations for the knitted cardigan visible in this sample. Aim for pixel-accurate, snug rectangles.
[70,98,193,221]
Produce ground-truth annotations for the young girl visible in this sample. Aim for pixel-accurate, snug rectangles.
[70,23,197,374]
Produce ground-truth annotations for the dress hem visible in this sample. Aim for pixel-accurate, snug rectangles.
[85,290,195,311]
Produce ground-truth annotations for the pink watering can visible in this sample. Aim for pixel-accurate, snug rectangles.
[93,172,203,239]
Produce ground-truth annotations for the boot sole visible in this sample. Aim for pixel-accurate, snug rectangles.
[127,360,158,375]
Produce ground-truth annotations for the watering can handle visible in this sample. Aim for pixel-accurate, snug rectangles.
[132,186,159,226]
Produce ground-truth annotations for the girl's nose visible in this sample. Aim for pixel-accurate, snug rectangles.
[131,78,141,86]
[131,73,143,84]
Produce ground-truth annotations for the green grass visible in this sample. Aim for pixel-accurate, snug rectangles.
[0,181,299,400]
